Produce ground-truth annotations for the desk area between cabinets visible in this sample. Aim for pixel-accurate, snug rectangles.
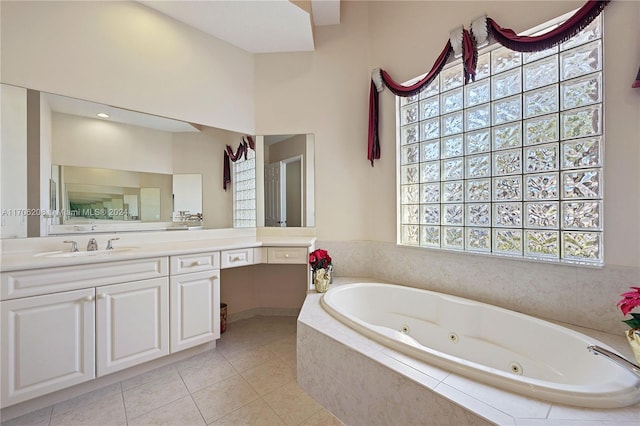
[0,229,314,414]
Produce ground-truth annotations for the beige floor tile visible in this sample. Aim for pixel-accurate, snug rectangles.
[123,369,189,419]
[208,399,285,426]
[298,408,345,426]
[127,395,205,426]
[191,375,260,424]
[263,380,323,426]
[175,349,227,370]
[216,334,264,358]
[177,353,237,393]
[263,335,297,364]
[217,316,296,357]
[121,364,178,391]
[3,316,342,426]
[240,358,297,396]
[0,406,52,426]
[50,392,126,426]
[225,345,277,372]
[52,382,122,416]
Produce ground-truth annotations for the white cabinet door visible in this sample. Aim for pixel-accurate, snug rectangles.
[96,278,169,376]
[170,270,220,353]
[1,288,95,408]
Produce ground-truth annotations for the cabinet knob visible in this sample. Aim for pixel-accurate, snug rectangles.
[191,261,202,267]
[84,295,94,302]
[97,293,107,299]
[231,256,241,261]
[285,254,289,258]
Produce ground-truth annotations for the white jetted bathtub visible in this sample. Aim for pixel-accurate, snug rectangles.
[320,283,640,408]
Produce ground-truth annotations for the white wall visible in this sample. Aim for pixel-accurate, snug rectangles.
[255,1,372,239]
[253,1,640,334]
[52,112,174,174]
[255,0,640,270]
[0,1,254,133]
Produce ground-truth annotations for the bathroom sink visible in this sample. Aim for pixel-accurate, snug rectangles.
[34,247,138,258]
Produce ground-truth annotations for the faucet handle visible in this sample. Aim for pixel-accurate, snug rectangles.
[87,238,98,251]
[63,240,79,253]
[106,237,120,250]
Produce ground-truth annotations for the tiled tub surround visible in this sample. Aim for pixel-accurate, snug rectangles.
[298,278,640,425]
[316,240,640,336]
[320,283,640,408]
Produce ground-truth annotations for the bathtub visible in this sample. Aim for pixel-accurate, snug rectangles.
[320,283,640,409]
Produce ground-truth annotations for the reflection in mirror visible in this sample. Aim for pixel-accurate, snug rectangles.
[0,84,251,237]
[66,184,140,220]
[0,84,316,238]
[263,134,315,227]
[57,166,172,223]
[172,174,203,228]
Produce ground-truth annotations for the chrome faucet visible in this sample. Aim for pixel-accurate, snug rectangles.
[106,237,120,250]
[87,238,98,251]
[587,344,640,377]
[64,240,79,252]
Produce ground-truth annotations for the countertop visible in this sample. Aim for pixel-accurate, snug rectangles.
[0,230,315,272]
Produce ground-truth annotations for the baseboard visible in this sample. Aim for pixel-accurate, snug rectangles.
[228,307,300,323]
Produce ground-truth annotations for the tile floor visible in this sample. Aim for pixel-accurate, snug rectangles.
[2,316,344,426]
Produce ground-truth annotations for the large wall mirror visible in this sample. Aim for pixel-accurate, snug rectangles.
[0,84,315,238]
[262,134,315,227]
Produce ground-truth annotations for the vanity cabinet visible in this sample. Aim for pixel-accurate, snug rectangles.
[221,248,254,268]
[266,247,308,264]
[0,257,169,408]
[96,277,169,376]
[1,288,95,407]
[169,252,220,352]
[253,247,308,265]
[0,239,312,409]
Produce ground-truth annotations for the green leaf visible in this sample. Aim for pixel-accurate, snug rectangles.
[622,317,640,329]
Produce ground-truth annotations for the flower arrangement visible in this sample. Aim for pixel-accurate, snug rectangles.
[617,287,640,329]
[309,248,332,293]
[309,248,332,271]
[617,287,640,364]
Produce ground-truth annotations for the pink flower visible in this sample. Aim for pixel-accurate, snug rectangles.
[617,287,640,316]
[309,248,332,270]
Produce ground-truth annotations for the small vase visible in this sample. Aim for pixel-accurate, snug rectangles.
[625,328,640,364]
[313,268,330,293]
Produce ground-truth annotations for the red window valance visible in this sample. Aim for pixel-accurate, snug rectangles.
[223,136,255,191]
[368,0,613,166]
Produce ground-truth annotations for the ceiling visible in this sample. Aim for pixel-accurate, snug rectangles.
[138,0,341,53]
[46,1,342,131]
[45,93,200,133]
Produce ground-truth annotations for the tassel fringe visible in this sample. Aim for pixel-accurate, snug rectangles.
[371,68,385,93]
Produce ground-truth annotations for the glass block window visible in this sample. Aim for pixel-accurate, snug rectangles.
[397,15,603,265]
[232,148,257,228]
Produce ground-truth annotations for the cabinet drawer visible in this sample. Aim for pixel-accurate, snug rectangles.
[170,252,220,275]
[221,248,254,269]
[267,247,308,264]
[1,257,168,300]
